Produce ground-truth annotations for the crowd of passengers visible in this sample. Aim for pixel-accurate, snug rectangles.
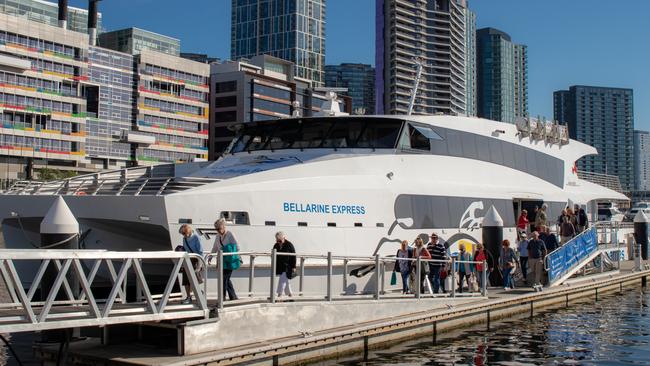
[174,205,590,303]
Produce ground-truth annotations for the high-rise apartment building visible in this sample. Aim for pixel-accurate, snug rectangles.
[476,28,527,123]
[634,130,650,191]
[464,7,476,117]
[230,0,326,86]
[0,0,101,33]
[375,0,469,116]
[0,0,209,186]
[513,44,528,120]
[98,27,180,56]
[554,86,634,191]
[325,63,375,115]
[210,55,351,157]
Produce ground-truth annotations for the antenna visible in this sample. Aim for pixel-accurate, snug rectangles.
[312,87,350,117]
[408,58,424,116]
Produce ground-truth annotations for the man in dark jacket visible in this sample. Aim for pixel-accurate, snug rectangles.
[527,231,547,288]
[543,226,560,252]
[273,232,296,297]
[426,233,447,294]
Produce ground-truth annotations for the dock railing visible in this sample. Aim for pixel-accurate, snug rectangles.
[0,250,209,333]
[206,251,487,311]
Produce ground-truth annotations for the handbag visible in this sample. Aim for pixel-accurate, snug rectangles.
[470,274,479,292]
[440,267,448,280]
[390,271,397,286]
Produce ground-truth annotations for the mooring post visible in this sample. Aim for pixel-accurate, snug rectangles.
[634,211,649,263]
[270,249,277,304]
[482,206,504,287]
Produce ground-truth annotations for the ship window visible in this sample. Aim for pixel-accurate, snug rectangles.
[354,223,363,227]
[265,221,276,226]
[327,222,337,227]
[376,223,384,227]
[407,125,433,151]
[220,211,250,225]
[298,222,308,227]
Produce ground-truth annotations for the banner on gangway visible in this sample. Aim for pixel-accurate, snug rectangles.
[547,227,598,283]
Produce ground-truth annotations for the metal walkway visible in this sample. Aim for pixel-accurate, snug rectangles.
[0,250,209,333]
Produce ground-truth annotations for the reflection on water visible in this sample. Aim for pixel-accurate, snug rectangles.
[332,288,650,365]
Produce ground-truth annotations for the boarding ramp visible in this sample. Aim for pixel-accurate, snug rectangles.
[546,227,625,287]
[0,250,208,333]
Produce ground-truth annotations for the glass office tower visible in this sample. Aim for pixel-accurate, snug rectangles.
[231,0,326,86]
[98,28,180,56]
[325,63,375,115]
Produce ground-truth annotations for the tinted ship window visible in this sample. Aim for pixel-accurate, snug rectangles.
[228,117,404,153]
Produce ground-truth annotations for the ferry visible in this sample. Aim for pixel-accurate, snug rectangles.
[0,96,628,275]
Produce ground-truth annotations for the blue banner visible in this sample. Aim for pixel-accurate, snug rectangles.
[547,227,598,283]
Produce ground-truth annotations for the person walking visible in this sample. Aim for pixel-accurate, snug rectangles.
[577,207,589,233]
[273,231,296,298]
[178,224,203,304]
[517,232,529,285]
[394,240,412,294]
[473,243,489,290]
[499,240,517,291]
[413,237,431,294]
[456,244,474,293]
[211,218,240,301]
[517,210,529,235]
[426,233,447,294]
[527,231,548,289]
[560,215,576,244]
[543,226,560,251]
[535,204,548,231]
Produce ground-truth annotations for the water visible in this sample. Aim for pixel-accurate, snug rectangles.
[331,289,650,365]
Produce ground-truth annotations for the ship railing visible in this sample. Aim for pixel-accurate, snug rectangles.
[205,251,488,311]
[576,170,624,193]
[3,175,218,196]
[0,250,208,333]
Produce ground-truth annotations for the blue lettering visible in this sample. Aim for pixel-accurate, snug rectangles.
[283,202,289,212]
[360,206,366,215]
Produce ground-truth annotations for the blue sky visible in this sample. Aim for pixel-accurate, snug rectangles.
[65,0,649,130]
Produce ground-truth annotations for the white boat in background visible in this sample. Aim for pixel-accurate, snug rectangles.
[0,96,629,287]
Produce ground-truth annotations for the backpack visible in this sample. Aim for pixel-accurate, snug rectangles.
[222,242,241,270]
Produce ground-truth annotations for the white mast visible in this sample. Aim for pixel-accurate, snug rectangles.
[407,58,424,116]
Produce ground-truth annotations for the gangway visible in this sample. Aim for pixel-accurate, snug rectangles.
[0,250,208,333]
[545,227,624,287]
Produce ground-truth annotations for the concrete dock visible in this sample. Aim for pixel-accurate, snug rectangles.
[32,262,650,366]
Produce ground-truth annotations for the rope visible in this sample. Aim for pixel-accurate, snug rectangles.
[16,215,79,249]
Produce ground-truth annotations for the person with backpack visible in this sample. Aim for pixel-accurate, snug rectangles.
[211,218,240,301]
[273,231,296,298]
[178,224,203,304]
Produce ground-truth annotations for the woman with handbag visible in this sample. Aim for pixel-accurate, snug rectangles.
[393,240,412,294]
[273,231,296,298]
[413,237,431,294]
[499,239,517,291]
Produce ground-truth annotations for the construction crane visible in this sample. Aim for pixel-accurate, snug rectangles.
[407,58,424,115]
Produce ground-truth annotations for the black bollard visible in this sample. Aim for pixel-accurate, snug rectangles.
[634,211,649,260]
[40,196,79,343]
[482,205,504,287]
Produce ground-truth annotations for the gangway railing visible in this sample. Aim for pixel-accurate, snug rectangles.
[0,250,208,333]
[206,251,488,311]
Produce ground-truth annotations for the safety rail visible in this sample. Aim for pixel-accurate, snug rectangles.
[2,162,216,196]
[0,250,208,333]
[206,251,488,311]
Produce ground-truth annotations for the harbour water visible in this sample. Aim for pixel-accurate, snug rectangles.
[331,288,650,365]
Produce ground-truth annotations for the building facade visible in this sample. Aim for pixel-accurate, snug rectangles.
[0,0,102,33]
[210,55,350,157]
[553,85,634,191]
[230,0,326,86]
[0,4,209,186]
[324,63,374,115]
[634,130,650,191]
[476,27,528,124]
[98,27,180,56]
[513,44,528,120]
[375,0,469,116]
[464,7,476,117]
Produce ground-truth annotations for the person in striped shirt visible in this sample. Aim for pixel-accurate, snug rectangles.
[426,233,448,294]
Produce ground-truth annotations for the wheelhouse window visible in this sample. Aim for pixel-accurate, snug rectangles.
[227,117,404,153]
[399,123,443,151]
